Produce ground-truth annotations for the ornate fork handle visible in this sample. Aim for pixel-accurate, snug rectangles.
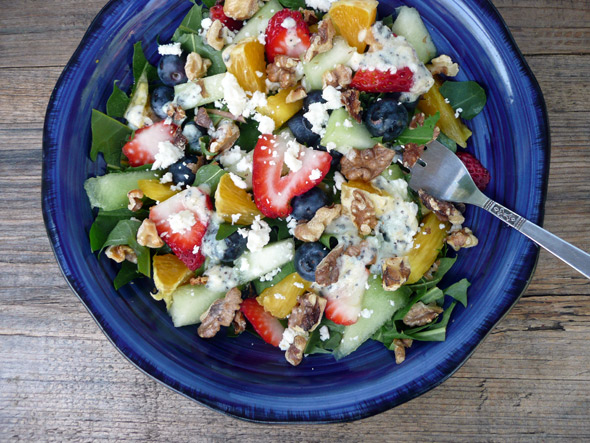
[478,198,590,279]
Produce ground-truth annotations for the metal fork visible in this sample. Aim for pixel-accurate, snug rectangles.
[408,140,590,279]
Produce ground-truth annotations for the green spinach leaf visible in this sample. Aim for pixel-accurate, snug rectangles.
[278,0,306,9]
[237,119,262,151]
[193,163,227,194]
[132,42,158,86]
[90,109,133,166]
[106,81,130,119]
[216,223,241,240]
[201,0,216,7]
[89,208,147,252]
[114,261,143,290]
[436,131,457,152]
[173,2,203,36]
[396,112,440,145]
[443,278,470,307]
[305,319,345,355]
[253,261,296,294]
[103,219,151,277]
[173,32,226,75]
[439,81,487,120]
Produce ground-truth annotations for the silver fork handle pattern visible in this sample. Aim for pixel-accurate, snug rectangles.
[481,199,590,279]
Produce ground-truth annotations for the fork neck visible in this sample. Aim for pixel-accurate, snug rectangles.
[464,189,490,208]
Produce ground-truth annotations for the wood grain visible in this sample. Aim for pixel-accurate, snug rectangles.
[1,0,590,440]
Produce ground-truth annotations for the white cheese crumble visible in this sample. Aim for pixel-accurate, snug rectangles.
[253,113,276,134]
[454,107,463,119]
[231,213,242,224]
[333,171,346,190]
[360,309,374,319]
[286,215,298,235]
[343,119,353,128]
[158,42,182,56]
[304,0,336,12]
[221,73,249,116]
[229,172,247,189]
[293,282,304,289]
[168,210,196,234]
[152,141,184,170]
[160,172,173,184]
[309,168,322,181]
[246,216,271,252]
[274,293,286,300]
[284,140,302,172]
[279,327,297,351]
[281,17,296,29]
[303,86,343,137]
[319,325,330,342]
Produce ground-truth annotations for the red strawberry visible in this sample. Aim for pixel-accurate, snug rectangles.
[456,151,491,191]
[252,134,331,218]
[264,10,311,63]
[322,260,369,326]
[210,4,243,32]
[350,67,414,93]
[122,121,179,167]
[149,188,212,270]
[240,298,285,347]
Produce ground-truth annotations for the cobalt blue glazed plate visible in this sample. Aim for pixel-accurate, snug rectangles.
[42,0,549,422]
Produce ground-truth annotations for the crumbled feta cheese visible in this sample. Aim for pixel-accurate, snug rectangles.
[439,224,446,230]
[286,215,298,235]
[281,17,296,29]
[243,91,268,118]
[360,309,373,319]
[274,293,286,299]
[333,171,345,190]
[253,113,275,134]
[192,245,200,254]
[229,172,247,189]
[246,216,271,252]
[322,86,342,110]
[454,107,463,118]
[201,17,213,31]
[152,141,184,170]
[231,213,242,224]
[309,168,322,181]
[222,73,249,116]
[444,97,450,104]
[304,0,336,12]
[168,210,196,234]
[343,119,353,128]
[293,282,304,289]
[160,172,173,184]
[303,102,329,136]
[284,140,302,172]
[325,142,337,152]
[319,325,330,341]
[158,42,182,56]
[257,33,266,45]
[279,327,297,351]
[260,267,282,281]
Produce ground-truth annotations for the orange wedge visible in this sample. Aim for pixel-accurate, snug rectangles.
[257,86,304,128]
[152,254,194,307]
[214,173,262,225]
[257,273,311,318]
[225,38,267,92]
[138,179,179,202]
[328,0,378,52]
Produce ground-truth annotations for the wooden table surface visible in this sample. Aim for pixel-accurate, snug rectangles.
[2,0,590,440]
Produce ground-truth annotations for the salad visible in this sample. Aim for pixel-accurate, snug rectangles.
[85,0,490,366]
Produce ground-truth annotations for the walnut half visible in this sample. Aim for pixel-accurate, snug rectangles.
[198,287,242,338]
[350,190,377,236]
[382,257,411,291]
[105,245,137,264]
[266,55,300,89]
[340,144,396,182]
[304,18,335,62]
[185,52,211,81]
[403,301,443,327]
[288,292,327,334]
[285,334,308,366]
[294,204,342,242]
[418,190,465,225]
[392,338,413,364]
[137,219,164,248]
[446,227,478,251]
[127,189,143,212]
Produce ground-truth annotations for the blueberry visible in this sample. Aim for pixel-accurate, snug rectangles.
[169,156,201,186]
[287,111,321,146]
[315,145,343,170]
[364,98,409,142]
[291,187,328,221]
[150,86,175,119]
[303,90,326,112]
[295,242,329,282]
[158,54,188,87]
[221,231,248,264]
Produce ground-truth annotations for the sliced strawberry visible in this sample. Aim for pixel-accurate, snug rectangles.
[456,151,491,191]
[322,257,369,325]
[210,4,243,32]
[240,298,285,347]
[122,121,179,167]
[252,134,331,218]
[149,188,212,270]
[264,10,311,63]
[350,67,414,93]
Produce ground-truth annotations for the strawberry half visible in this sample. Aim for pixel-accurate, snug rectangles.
[122,121,179,167]
[350,67,414,93]
[456,151,491,191]
[149,188,212,270]
[210,4,243,32]
[264,10,311,63]
[240,298,285,347]
[252,134,331,218]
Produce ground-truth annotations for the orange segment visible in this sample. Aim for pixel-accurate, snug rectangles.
[138,179,179,202]
[328,0,378,52]
[406,213,450,284]
[225,38,267,92]
[214,173,262,225]
[257,86,304,128]
[152,254,194,308]
[256,273,311,318]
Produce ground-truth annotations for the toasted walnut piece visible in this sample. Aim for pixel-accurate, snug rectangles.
[137,219,164,248]
[294,205,342,242]
[403,301,444,327]
[288,292,327,334]
[418,190,465,225]
[428,55,459,77]
[195,107,214,130]
[223,0,259,20]
[340,89,362,123]
[300,8,319,25]
[206,19,226,51]
[232,310,247,335]
[342,240,376,265]
[198,287,243,338]
[315,245,345,287]
[446,227,478,251]
[185,52,211,81]
[105,245,137,264]
[409,112,425,129]
[166,103,187,125]
[184,156,205,175]
[322,64,352,88]
[127,189,143,212]
[340,144,396,182]
[285,334,308,366]
[424,259,440,281]
[209,119,240,154]
[382,257,411,291]
[402,142,424,168]
[304,18,335,62]
[190,276,209,285]
[285,85,307,104]
[350,190,377,235]
[393,338,413,364]
[266,55,299,89]
[365,27,385,52]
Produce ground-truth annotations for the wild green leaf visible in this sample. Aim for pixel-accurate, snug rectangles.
[305,319,345,355]
[173,32,226,75]
[89,208,147,252]
[237,119,262,151]
[201,0,216,7]
[173,2,204,37]
[407,256,457,291]
[319,233,339,249]
[103,219,151,277]
[132,41,157,86]
[396,112,440,145]
[114,261,143,290]
[106,82,130,118]
[436,131,457,153]
[278,0,306,9]
[253,261,296,294]
[192,163,227,194]
[443,278,470,307]
[216,223,241,240]
[90,109,133,166]
[265,218,291,242]
[439,81,487,120]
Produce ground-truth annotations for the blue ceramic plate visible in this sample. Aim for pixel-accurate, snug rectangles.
[42,0,549,422]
